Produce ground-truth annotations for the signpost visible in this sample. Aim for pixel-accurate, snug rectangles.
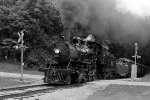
[131,43,141,81]
[20,30,24,81]
[16,30,27,81]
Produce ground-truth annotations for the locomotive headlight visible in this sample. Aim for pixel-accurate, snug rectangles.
[54,49,60,54]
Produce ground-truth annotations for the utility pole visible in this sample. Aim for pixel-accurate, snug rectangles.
[131,43,141,81]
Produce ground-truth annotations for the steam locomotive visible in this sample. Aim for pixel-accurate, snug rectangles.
[40,34,150,85]
[40,35,131,85]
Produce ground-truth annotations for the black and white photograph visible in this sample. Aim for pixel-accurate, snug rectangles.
[0,0,150,100]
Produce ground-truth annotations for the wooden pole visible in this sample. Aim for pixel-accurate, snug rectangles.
[20,31,24,81]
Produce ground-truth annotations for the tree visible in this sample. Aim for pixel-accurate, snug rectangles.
[0,0,63,68]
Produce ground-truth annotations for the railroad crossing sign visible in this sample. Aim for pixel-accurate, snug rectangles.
[15,30,27,81]
[131,43,141,81]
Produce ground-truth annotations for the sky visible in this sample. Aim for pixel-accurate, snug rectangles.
[116,0,150,18]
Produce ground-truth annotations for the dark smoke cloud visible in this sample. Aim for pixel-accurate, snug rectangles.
[56,0,150,44]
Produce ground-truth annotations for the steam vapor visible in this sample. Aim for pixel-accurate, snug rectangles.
[56,0,150,44]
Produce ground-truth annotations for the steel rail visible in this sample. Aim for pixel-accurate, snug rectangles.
[0,83,83,99]
[0,83,48,92]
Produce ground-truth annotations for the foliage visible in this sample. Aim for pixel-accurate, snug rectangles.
[0,0,63,68]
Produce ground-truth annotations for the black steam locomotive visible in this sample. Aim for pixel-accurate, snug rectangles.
[41,35,129,85]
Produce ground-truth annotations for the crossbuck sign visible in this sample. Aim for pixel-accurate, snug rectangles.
[17,30,25,81]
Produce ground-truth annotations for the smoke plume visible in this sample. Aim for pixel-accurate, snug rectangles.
[56,0,150,44]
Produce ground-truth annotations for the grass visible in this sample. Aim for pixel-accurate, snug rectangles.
[0,77,29,88]
[0,61,44,88]
[0,61,44,75]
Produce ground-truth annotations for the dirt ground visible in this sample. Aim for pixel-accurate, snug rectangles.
[86,74,150,100]
[87,85,150,100]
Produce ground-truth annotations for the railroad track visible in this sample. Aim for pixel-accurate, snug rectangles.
[0,83,52,99]
[0,83,83,99]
